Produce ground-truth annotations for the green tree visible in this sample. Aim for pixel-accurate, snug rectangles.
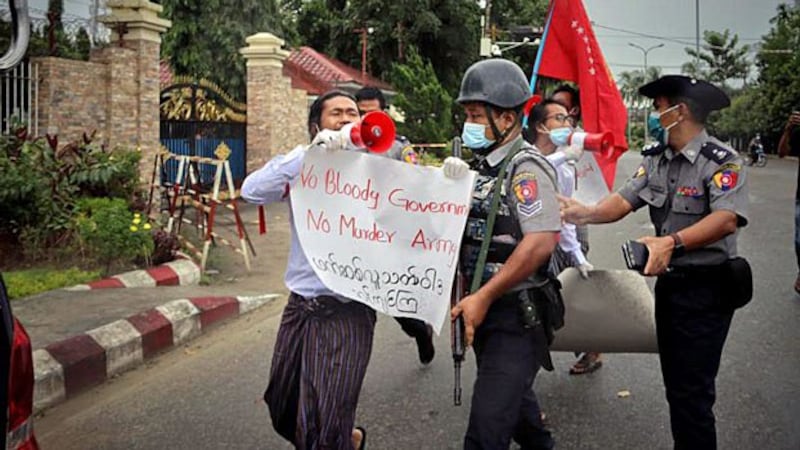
[616,67,661,150]
[710,87,764,142]
[288,0,353,60]
[290,0,482,95]
[161,0,290,100]
[755,3,800,140]
[681,29,750,88]
[617,67,662,108]
[487,0,549,75]
[0,17,90,61]
[390,49,453,143]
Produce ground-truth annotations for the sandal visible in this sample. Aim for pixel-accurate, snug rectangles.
[353,426,367,450]
[569,352,603,375]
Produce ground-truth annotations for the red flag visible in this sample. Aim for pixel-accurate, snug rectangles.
[538,0,628,189]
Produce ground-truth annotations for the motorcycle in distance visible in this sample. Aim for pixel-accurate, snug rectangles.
[745,134,767,167]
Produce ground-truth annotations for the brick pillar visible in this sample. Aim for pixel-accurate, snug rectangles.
[240,33,292,169]
[99,0,171,183]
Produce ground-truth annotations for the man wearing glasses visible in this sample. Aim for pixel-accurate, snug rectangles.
[548,84,604,375]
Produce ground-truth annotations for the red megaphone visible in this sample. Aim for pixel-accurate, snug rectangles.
[568,130,615,159]
[343,111,396,153]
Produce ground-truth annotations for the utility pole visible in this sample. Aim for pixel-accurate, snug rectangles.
[89,0,99,48]
[629,42,664,144]
[695,0,700,66]
[353,27,373,84]
[484,0,492,37]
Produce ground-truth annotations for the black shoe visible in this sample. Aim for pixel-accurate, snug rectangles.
[415,325,435,364]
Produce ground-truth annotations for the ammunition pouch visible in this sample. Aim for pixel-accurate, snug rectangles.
[518,278,565,346]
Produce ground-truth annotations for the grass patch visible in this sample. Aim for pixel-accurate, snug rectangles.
[4,267,102,299]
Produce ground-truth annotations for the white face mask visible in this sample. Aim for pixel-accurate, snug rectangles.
[537,125,573,147]
[648,104,681,144]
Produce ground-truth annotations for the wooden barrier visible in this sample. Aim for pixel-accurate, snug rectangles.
[147,143,255,272]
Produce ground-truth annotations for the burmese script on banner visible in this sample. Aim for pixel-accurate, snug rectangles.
[290,149,476,334]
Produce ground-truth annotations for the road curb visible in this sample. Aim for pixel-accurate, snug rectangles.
[32,293,279,412]
[63,259,201,290]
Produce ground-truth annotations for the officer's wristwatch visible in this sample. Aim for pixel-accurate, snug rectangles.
[670,232,685,257]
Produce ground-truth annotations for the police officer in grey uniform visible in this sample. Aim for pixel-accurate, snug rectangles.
[355,86,434,364]
[446,58,562,450]
[560,75,749,449]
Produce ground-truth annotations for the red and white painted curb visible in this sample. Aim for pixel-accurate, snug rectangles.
[32,293,279,412]
[64,259,201,290]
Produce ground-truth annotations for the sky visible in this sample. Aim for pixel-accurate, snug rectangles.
[582,0,792,78]
[25,0,795,80]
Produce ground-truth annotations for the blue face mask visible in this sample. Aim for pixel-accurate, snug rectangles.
[461,122,495,150]
[648,105,680,145]
[547,127,573,147]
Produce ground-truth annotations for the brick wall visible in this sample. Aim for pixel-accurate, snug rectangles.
[246,66,309,170]
[33,57,109,143]
[31,39,163,182]
[131,40,162,181]
[32,39,309,182]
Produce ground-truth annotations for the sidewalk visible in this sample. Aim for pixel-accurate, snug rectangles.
[12,202,293,412]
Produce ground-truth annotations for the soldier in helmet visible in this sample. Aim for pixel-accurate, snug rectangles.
[560,75,750,449]
[444,58,562,450]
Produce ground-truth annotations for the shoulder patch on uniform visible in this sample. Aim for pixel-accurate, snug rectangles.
[641,142,666,156]
[401,145,418,165]
[511,171,542,216]
[511,149,558,198]
[701,142,734,164]
[712,162,741,191]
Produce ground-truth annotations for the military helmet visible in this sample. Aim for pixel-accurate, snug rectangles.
[456,58,531,109]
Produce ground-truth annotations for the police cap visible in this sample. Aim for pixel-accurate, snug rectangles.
[639,75,730,112]
[457,58,531,110]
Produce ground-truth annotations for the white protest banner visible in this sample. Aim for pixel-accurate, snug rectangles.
[572,152,610,205]
[290,148,476,334]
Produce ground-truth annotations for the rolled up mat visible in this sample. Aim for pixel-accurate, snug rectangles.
[551,268,658,353]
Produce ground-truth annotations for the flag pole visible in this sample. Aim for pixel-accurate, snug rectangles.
[523,0,555,129]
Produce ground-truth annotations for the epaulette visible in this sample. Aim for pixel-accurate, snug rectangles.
[641,142,666,156]
[700,141,735,164]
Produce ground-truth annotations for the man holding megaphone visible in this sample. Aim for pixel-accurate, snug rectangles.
[549,86,612,377]
[243,89,400,450]
[526,99,594,280]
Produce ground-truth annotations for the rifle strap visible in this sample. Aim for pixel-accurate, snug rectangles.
[469,138,524,295]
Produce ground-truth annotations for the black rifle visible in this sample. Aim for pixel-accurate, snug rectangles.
[451,136,466,406]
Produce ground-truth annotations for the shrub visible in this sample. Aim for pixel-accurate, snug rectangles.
[75,198,154,274]
[0,132,76,247]
[0,127,141,256]
[419,150,443,167]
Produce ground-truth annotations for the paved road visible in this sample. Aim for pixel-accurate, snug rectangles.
[35,153,800,449]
